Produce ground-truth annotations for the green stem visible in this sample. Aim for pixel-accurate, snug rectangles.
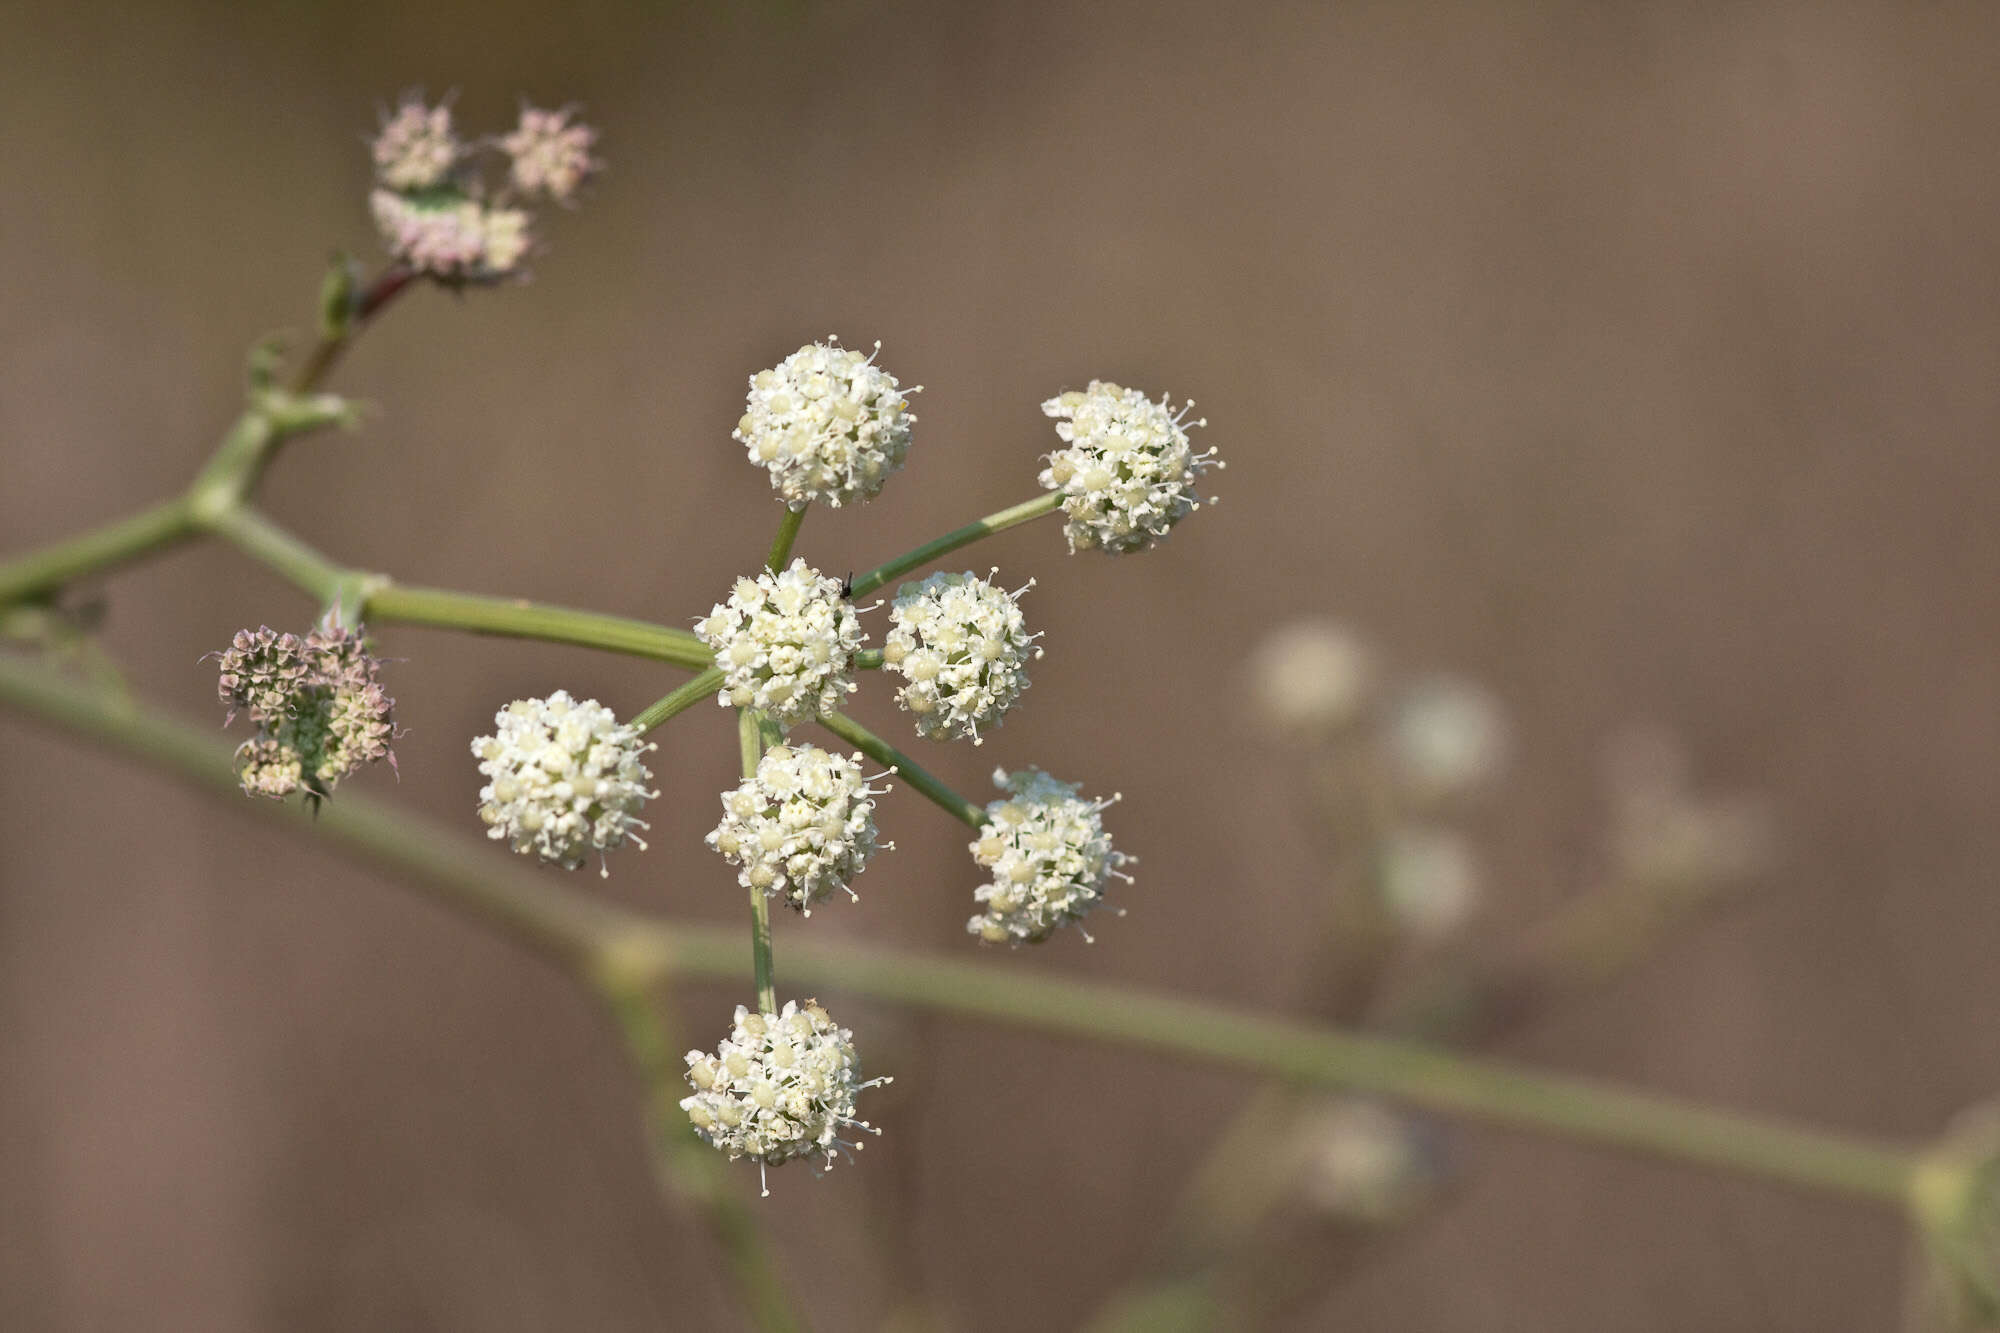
[634,666,726,733]
[363,584,711,667]
[766,505,807,573]
[202,507,711,664]
[205,506,350,603]
[0,655,1924,1210]
[848,492,1061,599]
[0,497,197,607]
[819,711,984,828]
[597,981,806,1333]
[739,707,779,1015]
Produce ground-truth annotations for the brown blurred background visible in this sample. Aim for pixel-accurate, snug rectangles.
[4,1,2000,1328]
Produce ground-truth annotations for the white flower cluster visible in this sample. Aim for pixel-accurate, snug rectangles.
[696,559,864,728]
[734,341,918,510]
[708,745,889,914]
[1039,380,1221,554]
[967,767,1129,944]
[884,571,1041,744]
[471,690,654,874]
[681,1000,886,1192]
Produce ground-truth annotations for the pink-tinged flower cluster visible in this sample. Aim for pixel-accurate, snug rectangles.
[501,106,601,205]
[365,94,595,283]
[214,620,395,801]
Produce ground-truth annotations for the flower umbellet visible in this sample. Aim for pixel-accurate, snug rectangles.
[966,767,1130,944]
[695,558,865,728]
[213,619,394,802]
[1039,379,1222,554]
[471,690,655,875]
[734,340,918,511]
[680,999,889,1196]
[367,94,595,283]
[883,570,1041,745]
[708,744,890,914]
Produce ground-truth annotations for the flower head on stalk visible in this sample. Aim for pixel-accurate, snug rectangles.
[695,558,864,728]
[681,999,889,1195]
[213,620,395,803]
[471,690,654,874]
[884,570,1040,744]
[734,340,918,511]
[967,767,1130,944]
[1039,380,1221,554]
[709,744,891,914]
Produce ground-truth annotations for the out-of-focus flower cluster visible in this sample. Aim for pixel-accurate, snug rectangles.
[214,621,394,801]
[368,95,599,282]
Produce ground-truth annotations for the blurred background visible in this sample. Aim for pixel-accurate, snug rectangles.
[4,1,1999,1328]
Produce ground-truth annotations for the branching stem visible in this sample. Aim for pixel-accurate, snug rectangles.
[819,710,985,828]
[848,492,1061,599]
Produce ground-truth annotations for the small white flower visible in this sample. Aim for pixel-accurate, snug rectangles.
[967,767,1129,944]
[471,690,654,873]
[372,95,460,191]
[884,571,1041,744]
[1247,618,1376,735]
[734,340,918,510]
[708,745,890,914]
[1039,380,1221,554]
[695,559,864,728]
[1384,675,1507,803]
[680,1000,889,1194]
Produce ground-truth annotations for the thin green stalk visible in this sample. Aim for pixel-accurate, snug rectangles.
[0,655,1925,1210]
[740,707,779,1015]
[0,497,197,607]
[848,492,1061,599]
[206,506,350,604]
[598,981,805,1333]
[819,710,983,828]
[635,666,726,733]
[766,505,807,573]
[364,583,711,666]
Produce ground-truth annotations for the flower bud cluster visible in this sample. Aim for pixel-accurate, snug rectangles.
[734,340,918,511]
[968,767,1129,944]
[696,559,864,728]
[681,1000,886,1190]
[708,744,889,914]
[1039,380,1221,554]
[367,95,596,282]
[471,690,654,873]
[215,622,395,801]
[884,571,1040,744]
